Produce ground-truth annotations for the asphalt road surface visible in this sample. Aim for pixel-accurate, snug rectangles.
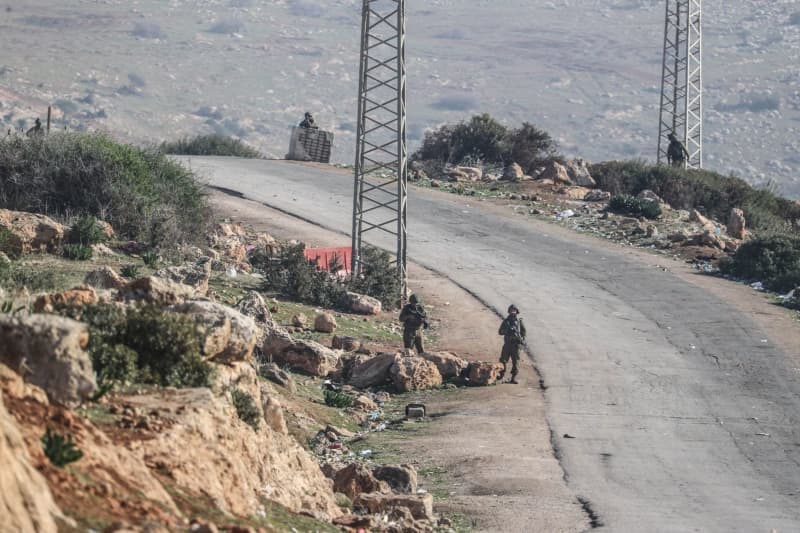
[183,157,800,532]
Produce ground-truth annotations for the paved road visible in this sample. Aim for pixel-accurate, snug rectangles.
[183,157,800,532]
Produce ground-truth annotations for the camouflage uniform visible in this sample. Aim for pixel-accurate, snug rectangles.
[499,305,526,383]
[667,133,689,168]
[26,118,44,138]
[399,294,428,354]
[299,112,317,129]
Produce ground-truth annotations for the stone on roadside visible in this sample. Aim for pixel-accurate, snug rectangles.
[33,286,98,313]
[689,209,715,230]
[348,352,400,389]
[466,361,503,386]
[263,330,339,376]
[314,312,337,333]
[564,158,596,187]
[373,464,418,494]
[502,162,524,181]
[539,161,572,185]
[454,166,482,181]
[0,314,96,405]
[353,394,377,411]
[171,299,257,363]
[332,335,361,352]
[420,351,468,380]
[333,463,388,500]
[83,266,126,291]
[728,208,746,239]
[354,492,434,521]
[390,356,442,393]
[0,209,65,257]
[560,186,592,200]
[344,291,382,315]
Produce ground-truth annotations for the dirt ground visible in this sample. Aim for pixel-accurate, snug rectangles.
[211,190,591,532]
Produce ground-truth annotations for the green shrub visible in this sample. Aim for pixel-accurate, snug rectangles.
[324,389,354,408]
[504,122,561,174]
[41,428,83,467]
[120,264,140,278]
[719,235,800,292]
[231,389,260,430]
[161,134,262,158]
[349,246,402,309]
[141,250,159,267]
[62,243,93,261]
[589,160,800,233]
[0,261,59,292]
[68,215,106,246]
[607,195,662,220]
[0,133,210,248]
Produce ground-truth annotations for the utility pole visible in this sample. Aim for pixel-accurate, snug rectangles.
[657,0,703,169]
[351,0,408,296]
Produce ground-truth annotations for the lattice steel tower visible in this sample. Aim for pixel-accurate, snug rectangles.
[657,0,703,169]
[351,0,408,294]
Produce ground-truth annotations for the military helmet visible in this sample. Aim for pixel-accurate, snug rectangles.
[508,304,519,313]
[409,294,418,304]
[305,111,312,118]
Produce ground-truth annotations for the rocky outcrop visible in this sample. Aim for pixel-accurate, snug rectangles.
[564,158,596,187]
[466,361,503,386]
[0,375,62,533]
[119,276,197,305]
[332,335,361,352]
[344,291,382,315]
[291,313,308,329]
[259,362,297,393]
[33,286,98,313]
[584,190,611,202]
[355,492,434,521]
[0,209,65,257]
[263,330,339,376]
[348,352,400,389]
[83,266,126,291]
[560,186,592,200]
[314,312,337,333]
[171,299,257,363]
[333,463,388,500]
[0,314,96,405]
[155,258,212,296]
[261,389,289,435]
[502,162,524,181]
[728,208,746,239]
[390,356,442,393]
[373,465,418,494]
[420,352,468,380]
[540,161,572,185]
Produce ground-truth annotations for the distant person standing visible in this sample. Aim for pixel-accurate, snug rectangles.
[299,112,317,129]
[399,294,429,354]
[666,132,689,168]
[498,304,526,384]
[26,118,44,138]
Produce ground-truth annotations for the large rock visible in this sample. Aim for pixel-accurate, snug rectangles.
[728,208,746,239]
[420,352,468,380]
[0,379,62,533]
[155,258,212,296]
[119,276,197,305]
[0,314,96,405]
[33,286,98,313]
[332,335,361,352]
[539,161,572,185]
[348,352,400,389]
[560,186,592,200]
[466,361,503,387]
[452,166,482,181]
[314,312,337,333]
[390,356,442,393]
[235,291,273,325]
[83,266,126,291]
[263,330,339,376]
[333,463,388,500]
[170,299,257,363]
[259,362,297,393]
[502,163,524,181]
[344,291,382,315]
[373,464,418,494]
[564,158,596,187]
[584,190,611,202]
[260,389,289,435]
[355,492,434,521]
[689,209,715,230]
[0,209,65,257]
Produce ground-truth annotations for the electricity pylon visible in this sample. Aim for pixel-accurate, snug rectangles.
[657,0,703,169]
[351,0,408,295]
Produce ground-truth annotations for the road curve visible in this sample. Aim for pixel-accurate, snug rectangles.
[182,157,800,533]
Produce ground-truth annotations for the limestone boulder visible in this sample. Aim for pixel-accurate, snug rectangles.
[466,361,503,387]
[170,299,257,363]
[292,313,309,329]
[540,161,572,185]
[259,362,297,393]
[355,492,434,521]
[260,389,289,435]
[314,312,337,333]
[420,352,469,380]
[564,158,596,187]
[33,286,98,313]
[155,258,212,296]
[560,186,592,200]
[453,166,482,181]
[584,190,611,202]
[0,314,96,405]
[373,464,418,494]
[353,394,378,411]
[728,208,746,239]
[83,266,126,291]
[332,335,361,352]
[333,463,388,500]
[235,291,273,325]
[263,330,339,376]
[348,352,400,389]
[119,276,197,305]
[344,291,382,315]
[0,209,65,257]
[502,162,524,181]
[390,356,442,393]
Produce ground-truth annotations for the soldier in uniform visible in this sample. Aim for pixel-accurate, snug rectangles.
[399,294,429,354]
[498,304,526,384]
[26,118,44,138]
[667,132,689,168]
[299,112,317,129]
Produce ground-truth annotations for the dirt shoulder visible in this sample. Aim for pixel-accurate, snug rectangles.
[210,190,590,532]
